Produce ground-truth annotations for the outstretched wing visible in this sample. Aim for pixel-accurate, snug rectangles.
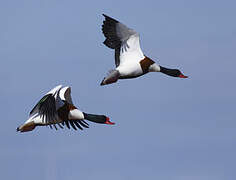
[102,14,144,66]
[30,85,62,116]
[29,94,58,124]
[29,85,63,125]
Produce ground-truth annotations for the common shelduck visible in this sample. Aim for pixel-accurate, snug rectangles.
[100,14,188,85]
[17,85,114,132]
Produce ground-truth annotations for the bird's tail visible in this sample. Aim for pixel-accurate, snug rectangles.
[100,70,120,86]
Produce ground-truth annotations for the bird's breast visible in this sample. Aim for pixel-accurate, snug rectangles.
[139,56,155,74]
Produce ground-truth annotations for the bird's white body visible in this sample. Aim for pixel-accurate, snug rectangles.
[116,62,142,77]
[68,109,84,120]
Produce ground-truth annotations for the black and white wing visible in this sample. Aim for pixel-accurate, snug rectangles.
[29,85,63,128]
[28,85,89,131]
[102,14,144,66]
[58,86,73,105]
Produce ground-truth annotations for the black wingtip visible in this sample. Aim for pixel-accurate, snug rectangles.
[102,14,119,23]
[102,14,109,18]
[102,14,110,19]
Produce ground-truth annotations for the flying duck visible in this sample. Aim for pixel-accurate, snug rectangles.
[100,14,188,85]
[17,85,114,132]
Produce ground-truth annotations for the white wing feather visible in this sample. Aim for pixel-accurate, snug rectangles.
[115,22,144,65]
[119,33,144,65]
[59,86,73,105]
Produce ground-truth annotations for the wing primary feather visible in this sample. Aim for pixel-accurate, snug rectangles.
[102,14,122,67]
[57,123,64,129]
[74,121,83,130]
[69,121,77,130]
[31,94,57,125]
[42,115,45,123]
[115,47,120,67]
[53,124,58,130]
[102,14,119,23]
[65,120,70,129]
[78,120,89,128]
[49,124,53,129]
[30,94,50,115]
[81,120,89,126]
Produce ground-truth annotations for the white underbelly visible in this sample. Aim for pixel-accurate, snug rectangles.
[116,62,143,77]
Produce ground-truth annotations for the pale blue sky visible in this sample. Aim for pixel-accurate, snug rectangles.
[1,0,236,179]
